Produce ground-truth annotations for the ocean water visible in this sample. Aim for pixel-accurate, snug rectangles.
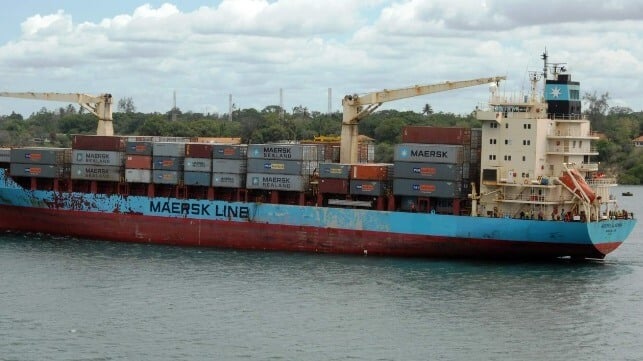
[1,186,642,361]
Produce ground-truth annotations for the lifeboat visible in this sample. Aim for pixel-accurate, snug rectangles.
[559,168,596,202]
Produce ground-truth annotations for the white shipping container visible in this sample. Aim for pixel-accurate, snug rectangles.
[246,173,307,191]
[72,150,123,166]
[125,169,152,183]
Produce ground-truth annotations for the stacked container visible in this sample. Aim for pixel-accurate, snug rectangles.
[70,135,124,182]
[211,145,247,188]
[394,127,476,210]
[184,143,213,186]
[245,144,318,192]
[349,164,391,197]
[152,142,185,185]
[9,147,70,179]
[318,163,351,194]
[124,140,153,183]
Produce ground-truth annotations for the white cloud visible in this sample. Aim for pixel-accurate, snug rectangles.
[0,0,642,117]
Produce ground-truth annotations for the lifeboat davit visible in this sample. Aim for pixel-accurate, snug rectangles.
[559,169,596,202]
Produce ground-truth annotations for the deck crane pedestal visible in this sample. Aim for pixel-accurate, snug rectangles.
[340,76,506,164]
[0,92,113,136]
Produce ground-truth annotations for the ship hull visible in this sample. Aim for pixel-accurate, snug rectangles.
[0,200,633,260]
[0,170,636,260]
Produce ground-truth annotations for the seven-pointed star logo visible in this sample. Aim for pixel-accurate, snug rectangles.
[550,86,561,98]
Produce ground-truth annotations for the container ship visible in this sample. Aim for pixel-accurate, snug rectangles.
[0,54,636,259]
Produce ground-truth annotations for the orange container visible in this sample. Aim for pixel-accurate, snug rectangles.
[350,164,390,180]
[125,155,152,169]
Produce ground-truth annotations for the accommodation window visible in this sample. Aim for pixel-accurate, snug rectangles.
[522,156,526,161]
[490,122,498,128]
[505,123,509,128]
[489,138,497,144]
[523,140,531,145]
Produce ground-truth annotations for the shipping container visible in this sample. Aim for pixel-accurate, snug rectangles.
[212,173,245,188]
[10,163,67,178]
[319,178,349,194]
[358,143,375,163]
[152,142,186,157]
[10,147,70,165]
[124,136,155,142]
[394,144,464,164]
[393,178,463,198]
[125,155,153,169]
[247,144,318,161]
[154,136,191,143]
[319,163,350,179]
[72,150,123,166]
[152,156,183,171]
[393,162,463,181]
[184,171,211,186]
[184,157,212,172]
[153,170,181,185]
[72,135,123,151]
[350,163,391,180]
[350,179,387,196]
[125,141,153,156]
[212,159,247,174]
[246,173,307,191]
[471,128,482,149]
[401,126,471,145]
[0,148,10,163]
[470,148,481,164]
[71,164,121,182]
[247,159,316,175]
[212,145,247,159]
[185,143,214,158]
[125,169,152,183]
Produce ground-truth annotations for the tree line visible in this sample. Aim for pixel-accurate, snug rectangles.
[0,94,641,184]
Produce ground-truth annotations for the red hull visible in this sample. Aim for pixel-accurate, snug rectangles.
[0,205,617,259]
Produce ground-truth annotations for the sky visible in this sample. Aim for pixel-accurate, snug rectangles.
[0,0,641,118]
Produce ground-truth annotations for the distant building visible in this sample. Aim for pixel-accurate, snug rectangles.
[633,135,643,147]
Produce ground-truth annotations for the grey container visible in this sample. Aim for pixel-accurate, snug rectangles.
[125,141,153,156]
[72,150,123,166]
[125,169,152,183]
[153,170,181,185]
[393,162,463,181]
[153,156,183,171]
[71,164,121,182]
[10,147,70,165]
[212,159,247,174]
[184,171,211,186]
[153,142,186,157]
[184,157,212,172]
[471,128,482,149]
[212,172,245,188]
[393,178,462,198]
[247,159,310,175]
[0,148,10,163]
[247,144,319,161]
[246,173,307,191]
[212,145,247,159]
[10,163,67,178]
[319,163,350,179]
[394,144,463,164]
[350,180,387,196]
